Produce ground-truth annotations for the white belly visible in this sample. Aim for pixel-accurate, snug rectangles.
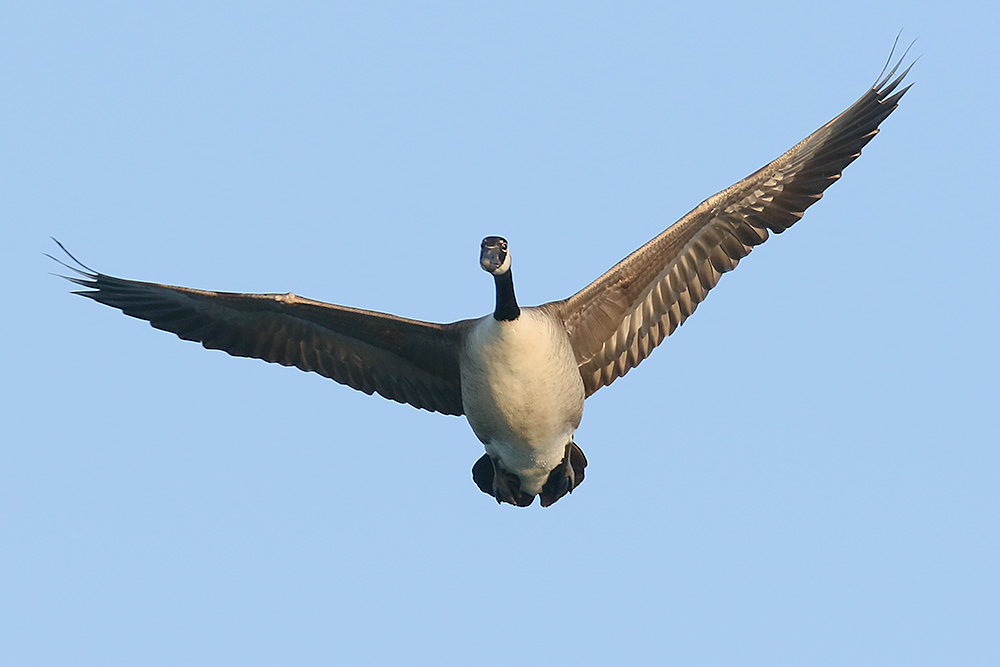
[460,308,585,495]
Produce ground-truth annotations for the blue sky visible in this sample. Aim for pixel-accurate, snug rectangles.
[3,2,998,665]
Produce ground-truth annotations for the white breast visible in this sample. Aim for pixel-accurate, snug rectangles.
[460,308,586,495]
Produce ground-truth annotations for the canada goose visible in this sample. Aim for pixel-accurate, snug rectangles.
[52,54,912,508]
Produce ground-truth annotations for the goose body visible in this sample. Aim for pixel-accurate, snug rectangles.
[461,307,585,503]
[52,52,913,507]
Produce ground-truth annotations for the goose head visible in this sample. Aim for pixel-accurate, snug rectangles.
[479,236,511,275]
[480,236,519,321]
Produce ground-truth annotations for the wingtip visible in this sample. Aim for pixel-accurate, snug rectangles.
[874,33,919,91]
[46,238,99,277]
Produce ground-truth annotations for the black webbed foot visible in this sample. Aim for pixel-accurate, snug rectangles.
[539,442,588,507]
[471,454,534,507]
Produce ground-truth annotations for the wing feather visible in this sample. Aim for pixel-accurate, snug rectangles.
[550,57,913,397]
[54,245,468,415]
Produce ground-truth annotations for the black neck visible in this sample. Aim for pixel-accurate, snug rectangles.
[493,270,520,321]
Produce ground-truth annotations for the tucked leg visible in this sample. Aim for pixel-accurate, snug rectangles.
[539,442,588,507]
[471,453,534,507]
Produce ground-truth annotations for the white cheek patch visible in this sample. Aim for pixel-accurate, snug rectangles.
[495,251,511,275]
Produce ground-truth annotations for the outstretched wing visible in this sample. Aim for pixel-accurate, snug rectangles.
[550,56,913,396]
[53,242,468,415]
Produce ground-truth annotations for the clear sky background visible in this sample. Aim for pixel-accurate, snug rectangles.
[3,2,997,665]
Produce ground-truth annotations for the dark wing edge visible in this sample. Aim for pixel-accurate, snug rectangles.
[549,51,914,397]
[49,240,468,415]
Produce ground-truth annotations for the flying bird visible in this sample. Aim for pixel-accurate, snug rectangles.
[52,53,912,507]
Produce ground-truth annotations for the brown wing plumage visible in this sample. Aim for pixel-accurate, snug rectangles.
[53,243,468,415]
[550,58,913,396]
